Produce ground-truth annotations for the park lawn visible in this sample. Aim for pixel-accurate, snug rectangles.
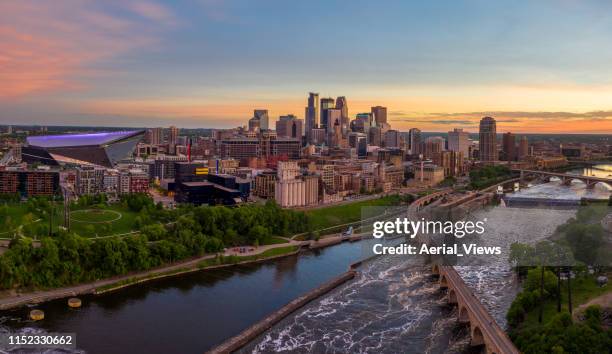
[521,276,610,327]
[0,202,45,238]
[261,236,289,245]
[68,204,140,238]
[305,195,402,231]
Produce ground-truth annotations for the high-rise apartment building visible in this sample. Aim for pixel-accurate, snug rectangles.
[447,128,469,158]
[371,106,387,126]
[479,117,498,162]
[150,127,163,145]
[502,132,516,161]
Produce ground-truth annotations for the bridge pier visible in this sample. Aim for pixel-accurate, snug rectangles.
[433,264,520,354]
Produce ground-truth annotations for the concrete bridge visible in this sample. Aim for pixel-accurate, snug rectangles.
[433,264,519,354]
[513,169,612,188]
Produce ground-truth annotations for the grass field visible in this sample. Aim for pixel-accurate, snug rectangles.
[0,202,139,238]
[261,236,289,245]
[305,195,403,231]
[69,204,139,237]
[522,276,610,327]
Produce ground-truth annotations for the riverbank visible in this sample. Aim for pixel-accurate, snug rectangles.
[208,266,358,354]
[0,230,373,310]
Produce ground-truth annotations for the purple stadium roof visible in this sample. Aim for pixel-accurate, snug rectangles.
[26,131,144,148]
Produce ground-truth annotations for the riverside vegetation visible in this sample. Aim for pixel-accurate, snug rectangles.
[0,194,408,291]
[506,204,612,353]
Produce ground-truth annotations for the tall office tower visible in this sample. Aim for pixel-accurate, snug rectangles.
[331,119,343,148]
[371,106,387,126]
[384,130,400,148]
[353,113,373,133]
[150,127,163,145]
[276,115,303,139]
[254,109,269,130]
[7,125,12,134]
[408,128,422,155]
[502,132,517,161]
[305,92,319,141]
[518,136,529,160]
[323,108,341,133]
[320,97,335,129]
[335,96,349,134]
[447,128,469,158]
[479,116,497,162]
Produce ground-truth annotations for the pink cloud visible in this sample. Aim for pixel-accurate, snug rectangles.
[0,0,174,98]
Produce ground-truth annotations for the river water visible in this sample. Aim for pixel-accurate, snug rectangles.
[1,166,609,354]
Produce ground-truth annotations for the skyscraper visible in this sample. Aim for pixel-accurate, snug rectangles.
[502,132,516,161]
[447,128,469,158]
[320,97,335,130]
[335,96,349,134]
[254,109,269,130]
[371,106,387,126]
[408,128,422,155]
[479,117,497,162]
[518,136,529,160]
[305,92,319,141]
[322,108,341,133]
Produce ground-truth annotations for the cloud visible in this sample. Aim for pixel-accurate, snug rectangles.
[0,1,175,98]
[127,1,177,25]
[391,119,474,125]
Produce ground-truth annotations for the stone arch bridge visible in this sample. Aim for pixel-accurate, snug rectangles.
[514,169,612,189]
[432,264,519,354]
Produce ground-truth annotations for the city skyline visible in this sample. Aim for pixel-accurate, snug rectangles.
[3,1,612,133]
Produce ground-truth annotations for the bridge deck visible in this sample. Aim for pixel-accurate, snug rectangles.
[440,265,519,354]
[513,169,612,183]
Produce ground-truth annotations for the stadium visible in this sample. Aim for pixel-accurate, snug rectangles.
[22,130,145,168]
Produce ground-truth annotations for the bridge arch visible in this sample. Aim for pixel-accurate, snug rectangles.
[432,264,440,275]
[458,306,470,324]
[471,326,485,347]
[448,289,457,304]
[439,275,448,289]
[591,181,612,190]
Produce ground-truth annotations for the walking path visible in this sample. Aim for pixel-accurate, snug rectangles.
[0,235,326,310]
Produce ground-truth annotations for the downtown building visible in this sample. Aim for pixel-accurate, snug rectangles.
[448,128,470,158]
[479,117,498,162]
[0,168,59,197]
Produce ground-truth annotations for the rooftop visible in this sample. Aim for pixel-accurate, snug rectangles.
[26,130,144,148]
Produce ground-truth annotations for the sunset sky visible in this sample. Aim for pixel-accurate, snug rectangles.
[2,0,612,133]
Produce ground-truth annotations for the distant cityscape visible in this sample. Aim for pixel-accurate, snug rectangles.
[0,92,609,210]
